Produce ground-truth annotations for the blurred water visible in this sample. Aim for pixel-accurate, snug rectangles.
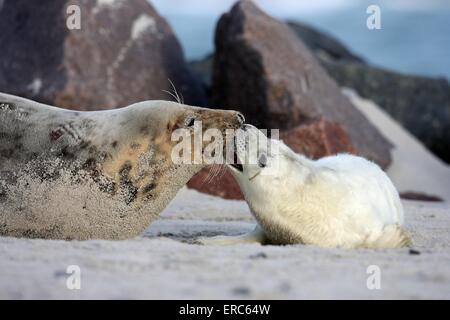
[151,0,450,79]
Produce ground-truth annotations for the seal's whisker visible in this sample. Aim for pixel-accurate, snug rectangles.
[179,90,185,105]
[209,166,220,183]
[168,78,182,104]
[203,165,217,184]
[203,164,221,185]
[209,164,226,183]
[215,164,227,179]
[215,165,228,182]
[162,89,181,104]
[201,166,214,184]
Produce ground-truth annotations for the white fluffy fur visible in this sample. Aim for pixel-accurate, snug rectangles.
[199,125,411,249]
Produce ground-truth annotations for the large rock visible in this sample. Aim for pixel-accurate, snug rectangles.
[188,54,213,94]
[187,166,243,200]
[190,18,450,164]
[321,62,450,163]
[0,0,206,110]
[287,21,450,164]
[279,119,355,158]
[189,53,214,96]
[210,0,392,168]
[286,21,364,64]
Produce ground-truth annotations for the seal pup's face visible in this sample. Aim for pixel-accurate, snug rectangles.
[228,125,305,202]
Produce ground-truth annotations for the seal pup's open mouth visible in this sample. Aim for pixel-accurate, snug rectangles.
[230,150,243,172]
[230,162,243,172]
[229,135,243,172]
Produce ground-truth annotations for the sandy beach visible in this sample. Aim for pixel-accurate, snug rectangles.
[1,94,449,300]
[0,0,449,302]
[1,188,449,299]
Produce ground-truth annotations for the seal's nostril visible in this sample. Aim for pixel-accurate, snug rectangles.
[236,112,245,125]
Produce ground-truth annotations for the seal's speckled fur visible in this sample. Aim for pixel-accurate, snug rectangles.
[0,93,243,240]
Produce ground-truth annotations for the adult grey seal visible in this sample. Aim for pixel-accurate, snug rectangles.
[0,93,244,240]
[199,125,411,249]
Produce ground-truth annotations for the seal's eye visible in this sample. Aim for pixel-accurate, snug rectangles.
[184,116,196,127]
[258,154,267,168]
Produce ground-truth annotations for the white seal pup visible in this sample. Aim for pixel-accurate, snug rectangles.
[199,125,411,249]
[0,92,244,240]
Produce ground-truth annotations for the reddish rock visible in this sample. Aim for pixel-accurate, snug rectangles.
[280,119,355,159]
[211,0,391,168]
[0,0,206,110]
[187,166,243,200]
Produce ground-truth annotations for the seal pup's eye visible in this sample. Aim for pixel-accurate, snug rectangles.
[258,154,267,168]
[184,115,196,127]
